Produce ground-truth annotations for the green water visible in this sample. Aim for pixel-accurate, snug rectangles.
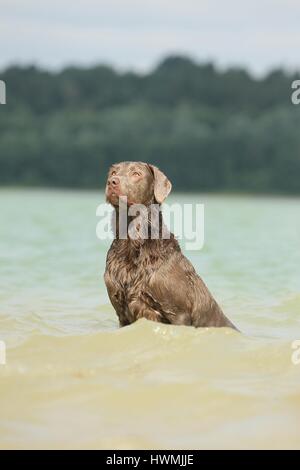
[0,189,300,449]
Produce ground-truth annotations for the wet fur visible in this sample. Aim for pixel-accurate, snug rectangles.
[104,162,237,330]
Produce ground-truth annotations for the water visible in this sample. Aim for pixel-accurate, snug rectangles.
[0,189,300,449]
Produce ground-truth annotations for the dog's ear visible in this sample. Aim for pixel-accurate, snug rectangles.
[148,164,172,204]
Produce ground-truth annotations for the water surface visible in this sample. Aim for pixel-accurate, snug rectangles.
[0,189,299,449]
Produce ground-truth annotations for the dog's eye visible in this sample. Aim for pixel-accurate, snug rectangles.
[132,172,141,177]
[111,171,117,176]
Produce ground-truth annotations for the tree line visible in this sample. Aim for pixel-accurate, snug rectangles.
[0,56,299,193]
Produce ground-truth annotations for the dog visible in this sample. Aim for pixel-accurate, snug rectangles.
[104,161,237,329]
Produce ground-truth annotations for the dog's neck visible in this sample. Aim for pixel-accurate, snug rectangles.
[111,202,170,246]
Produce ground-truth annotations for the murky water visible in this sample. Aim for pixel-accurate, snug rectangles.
[0,189,300,449]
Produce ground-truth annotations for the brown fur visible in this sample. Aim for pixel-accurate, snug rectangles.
[104,162,237,329]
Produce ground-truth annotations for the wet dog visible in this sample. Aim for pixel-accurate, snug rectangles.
[104,161,237,329]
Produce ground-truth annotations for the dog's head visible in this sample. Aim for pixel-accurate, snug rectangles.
[105,162,172,207]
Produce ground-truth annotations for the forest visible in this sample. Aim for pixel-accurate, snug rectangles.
[0,55,299,193]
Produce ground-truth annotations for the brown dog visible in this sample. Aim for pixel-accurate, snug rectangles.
[104,161,237,329]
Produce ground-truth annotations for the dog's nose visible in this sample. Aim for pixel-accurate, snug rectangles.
[108,176,120,187]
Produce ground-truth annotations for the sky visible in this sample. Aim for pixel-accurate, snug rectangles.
[0,0,299,75]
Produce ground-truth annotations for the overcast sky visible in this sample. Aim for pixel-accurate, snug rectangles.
[1,0,299,75]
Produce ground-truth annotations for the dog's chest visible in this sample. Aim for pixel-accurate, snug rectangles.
[105,241,155,301]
